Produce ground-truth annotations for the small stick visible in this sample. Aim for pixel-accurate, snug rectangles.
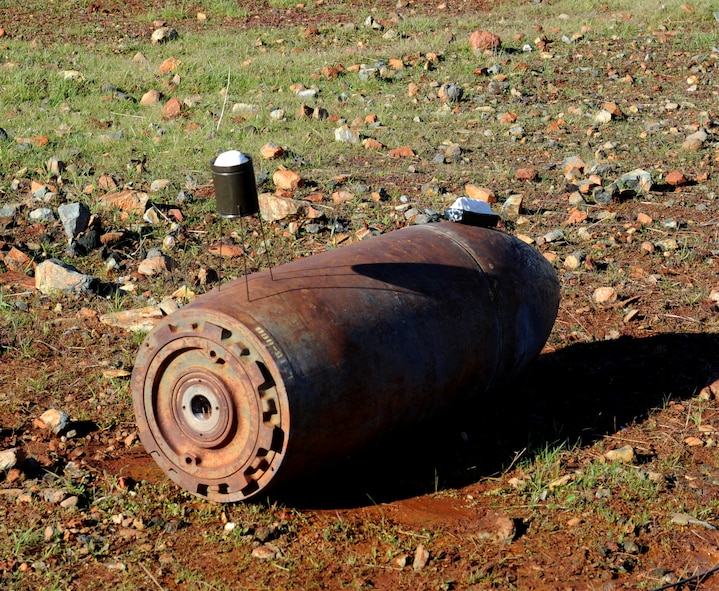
[216,67,231,131]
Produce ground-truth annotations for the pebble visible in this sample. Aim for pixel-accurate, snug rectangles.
[39,408,71,434]
[412,544,430,571]
[259,192,307,222]
[150,179,171,192]
[29,207,55,222]
[138,253,175,276]
[273,169,303,190]
[251,545,277,560]
[593,286,618,305]
[334,125,360,144]
[0,448,19,471]
[42,488,66,504]
[682,129,707,151]
[35,259,94,295]
[151,27,179,44]
[58,202,91,241]
[501,194,523,220]
[604,445,634,463]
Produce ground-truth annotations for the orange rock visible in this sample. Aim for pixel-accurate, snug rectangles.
[332,190,355,203]
[98,189,149,214]
[408,82,420,97]
[4,247,32,272]
[163,97,183,118]
[603,102,624,118]
[362,138,385,150]
[516,168,539,182]
[158,57,181,74]
[273,169,303,190]
[666,170,688,186]
[260,143,285,159]
[565,208,588,225]
[388,146,415,158]
[636,212,653,225]
[140,89,162,105]
[498,112,517,125]
[30,180,47,194]
[469,29,501,52]
[389,58,404,70]
[465,184,496,203]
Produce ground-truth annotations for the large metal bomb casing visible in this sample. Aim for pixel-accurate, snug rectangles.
[131,222,560,502]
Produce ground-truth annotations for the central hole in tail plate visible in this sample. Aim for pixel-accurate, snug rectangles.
[191,394,213,422]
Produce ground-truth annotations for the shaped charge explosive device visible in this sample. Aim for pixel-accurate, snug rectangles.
[131,153,560,502]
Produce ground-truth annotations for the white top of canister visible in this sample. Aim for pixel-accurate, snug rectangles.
[214,150,249,167]
[449,197,494,215]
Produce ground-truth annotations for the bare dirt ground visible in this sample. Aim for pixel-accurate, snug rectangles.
[3,1,719,590]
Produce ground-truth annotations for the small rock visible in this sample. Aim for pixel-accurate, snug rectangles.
[58,202,91,242]
[438,83,463,102]
[163,97,183,118]
[593,109,612,123]
[60,495,79,509]
[140,90,162,105]
[388,146,415,158]
[501,194,522,220]
[412,544,430,571]
[98,189,149,214]
[39,408,71,434]
[232,103,260,117]
[469,29,501,52]
[665,170,688,186]
[138,254,175,276]
[682,129,707,151]
[617,169,653,193]
[150,179,171,192]
[100,306,165,332]
[465,184,496,203]
[151,27,179,45]
[260,143,284,159]
[35,259,94,295]
[334,125,360,144]
[251,545,276,560]
[273,169,303,190]
[516,168,539,182]
[593,286,618,305]
[0,448,19,471]
[46,157,65,175]
[42,489,66,504]
[604,445,634,463]
[259,193,307,222]
[158,57,181,74]
[29,208,55,223]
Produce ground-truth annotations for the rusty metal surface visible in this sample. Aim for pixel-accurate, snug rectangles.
[131,222,560,502]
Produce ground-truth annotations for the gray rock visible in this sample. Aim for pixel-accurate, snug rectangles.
[29,208,55,222]
[58,202,91,241]
[42,489,66,504]
[334,125,360,144]
[35,259,94,295]
[439,83,463,102]
[0,203,18,218]
[616,169,653,193]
